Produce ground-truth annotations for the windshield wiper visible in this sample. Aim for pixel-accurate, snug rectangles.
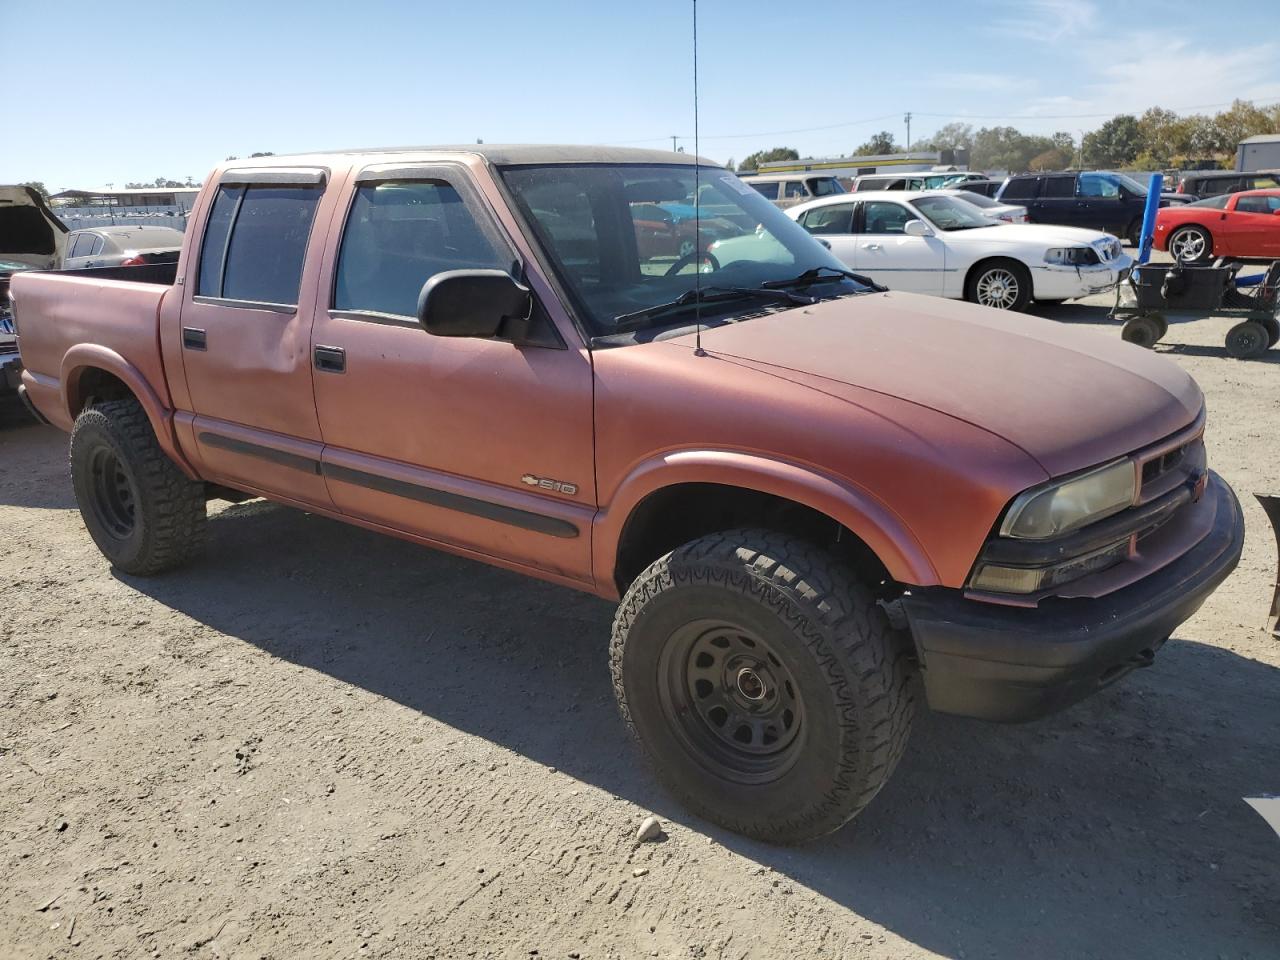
[762,265,886,292]
[611,286,815,333]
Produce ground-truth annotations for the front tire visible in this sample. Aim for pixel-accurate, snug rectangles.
[610,530,915,844]
[70,398,207,575]
[966,259,1032,311]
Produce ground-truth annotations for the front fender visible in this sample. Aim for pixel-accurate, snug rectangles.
[60,344,198,479]
[592,449,938,597]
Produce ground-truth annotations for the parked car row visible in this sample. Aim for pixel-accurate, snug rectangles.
[995,170,1191,245]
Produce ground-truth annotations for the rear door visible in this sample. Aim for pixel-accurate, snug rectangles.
[999,176,1042,220]
[796,201,858,266]
[177,167,337,505]
[1035,175,1081,227]
[851,200,945,294]
[307,162,596,582]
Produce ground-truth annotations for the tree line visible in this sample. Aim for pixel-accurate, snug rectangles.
[736,99,1280,173]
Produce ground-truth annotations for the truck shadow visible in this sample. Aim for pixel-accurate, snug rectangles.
[0,416,76,508]
[125,500,1280,960]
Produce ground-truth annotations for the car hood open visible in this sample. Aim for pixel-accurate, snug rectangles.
[678,291,1202,477]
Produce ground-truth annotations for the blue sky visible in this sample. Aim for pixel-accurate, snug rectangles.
[5,0,1279,189]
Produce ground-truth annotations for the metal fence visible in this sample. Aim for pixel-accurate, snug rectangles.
[53,205,191,231]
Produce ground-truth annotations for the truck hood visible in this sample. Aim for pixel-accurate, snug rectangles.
[678,291,1202,477]
[0,186,68,270]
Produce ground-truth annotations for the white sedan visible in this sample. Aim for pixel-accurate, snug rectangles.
[777,190,1131,310]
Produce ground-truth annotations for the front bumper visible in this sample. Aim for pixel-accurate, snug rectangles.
[898,472,1243,722]
[1032,257,1133,300]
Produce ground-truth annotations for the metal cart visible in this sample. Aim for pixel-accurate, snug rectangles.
[1110,260,1280,359]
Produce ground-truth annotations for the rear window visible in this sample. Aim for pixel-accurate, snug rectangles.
[999,177,1037,200]
[1041,177,1075,199]
[807,177,844,197]
[197,184,321,305]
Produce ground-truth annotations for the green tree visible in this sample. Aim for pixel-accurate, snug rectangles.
[737,147,799,171]
[19,181,48,198]
[970,126,1055,172]
[855,131,900,155]
[914,122,974,152]
[1083,114,1141,167]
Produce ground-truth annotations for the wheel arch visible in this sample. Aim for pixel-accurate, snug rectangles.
[59,345,198,479]
[596,451,938,598]
[963,256,1031,302]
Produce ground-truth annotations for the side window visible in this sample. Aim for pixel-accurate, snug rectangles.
[90,236,107,256]
[862,201,912,235]
[1234,195,1280,215]
[197,184,321,305]
[1077,174,1120,199]
[1247,175,1280,190]
[1041,177,1075,199]
[68,234,94,259]
[784,182,807,199]
[333,179,510,319]
[800,203,855,235]
[999,177,1038,200]
[749,182,779,200]
[1204,178,1238,197]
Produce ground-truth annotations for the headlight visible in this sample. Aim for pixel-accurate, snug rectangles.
[1044,247,1101,266]
[999,459,1137,540]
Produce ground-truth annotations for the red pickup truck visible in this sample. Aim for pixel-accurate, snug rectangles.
[11,146,1243,843]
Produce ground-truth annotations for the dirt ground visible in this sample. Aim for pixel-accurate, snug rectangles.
[1,292,1278,960]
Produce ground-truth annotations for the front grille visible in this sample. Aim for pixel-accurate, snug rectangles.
[1138,435,1204,503]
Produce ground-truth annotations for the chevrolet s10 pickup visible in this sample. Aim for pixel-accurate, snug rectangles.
[10,146,1244,842]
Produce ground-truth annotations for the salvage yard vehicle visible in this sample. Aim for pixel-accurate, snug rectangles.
[1154,189,1280,263]
[777,190,1130,309]
[1176,169,1280,200]
[998,170,1191,245]
[942,188,1027,223]
[12,147,1244,843]
[62,225,186,269]
[1,184,67,394]
[738,172,845,208]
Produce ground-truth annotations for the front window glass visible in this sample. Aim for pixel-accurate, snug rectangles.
[784,182,807,199]
[1234,194,1280,214]
[909,195,995,230]
[334,180,510,318]
[800,203,855,235]
[500,163,866,338]
[1077,173,1121,199]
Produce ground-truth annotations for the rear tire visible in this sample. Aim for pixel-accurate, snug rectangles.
[1125,219,1143,247]
[70,398,207,575]
[1168,225,1212,264]
[966,259,1032,311]
[610,529,915,844]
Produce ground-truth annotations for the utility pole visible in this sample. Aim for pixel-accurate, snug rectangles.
[904,112,912,151]
[671,135,679,152]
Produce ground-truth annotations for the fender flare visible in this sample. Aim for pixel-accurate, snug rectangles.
[592,449,938,596]
[60,344,198,479]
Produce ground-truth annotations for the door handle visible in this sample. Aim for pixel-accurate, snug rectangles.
[862,243,882,250]
[182,327,207,350]
[314,345,346,373]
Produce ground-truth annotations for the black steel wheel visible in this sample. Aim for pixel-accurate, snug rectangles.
[70,398,208,574]
[1225,320,1269,359]
[658,619,806,784]
[611,529,915,844]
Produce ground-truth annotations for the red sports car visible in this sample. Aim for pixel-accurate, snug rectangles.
[1154,188,1280,262]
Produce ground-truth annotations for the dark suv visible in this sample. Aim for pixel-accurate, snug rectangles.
[1177,169,1280,200]
[997,171,1188,244]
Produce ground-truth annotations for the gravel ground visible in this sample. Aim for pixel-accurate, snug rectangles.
[1,290,1278,960]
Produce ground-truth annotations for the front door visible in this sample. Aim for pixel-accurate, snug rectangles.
[1227,193,1280,257]
[1075,172,1128,234]
[851,200,945,295]
[177,168,336,505]
[308,163,596,584]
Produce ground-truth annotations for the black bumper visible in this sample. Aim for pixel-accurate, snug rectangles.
[898,473,1244,722]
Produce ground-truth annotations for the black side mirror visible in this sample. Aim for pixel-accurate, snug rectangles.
[417,269,532,339]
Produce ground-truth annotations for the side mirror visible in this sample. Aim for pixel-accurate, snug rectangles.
[417,269,532,339]
[903,219,934,238]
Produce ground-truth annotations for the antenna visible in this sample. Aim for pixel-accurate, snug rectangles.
[692,0,704,356]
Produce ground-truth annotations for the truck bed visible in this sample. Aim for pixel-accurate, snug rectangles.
[11,264,180,428]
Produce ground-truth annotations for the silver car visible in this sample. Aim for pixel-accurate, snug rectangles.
[62,225,184,269]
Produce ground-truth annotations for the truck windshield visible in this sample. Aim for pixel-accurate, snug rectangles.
[500,163,866,338]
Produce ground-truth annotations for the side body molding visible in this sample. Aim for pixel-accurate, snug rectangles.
[59,344,198,479]
[592,449,939,598]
